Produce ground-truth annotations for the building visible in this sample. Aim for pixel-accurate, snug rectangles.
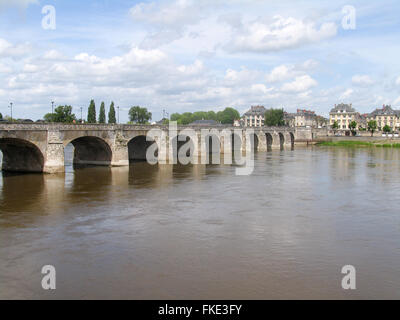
[294,109,316,127]
[315,115,329,128]
[284,112,295,127]
[233,119,242,127]
[243,105,267,127]
[329,103,361,130]
[285,109,327,128]
[367,105,400,131]
[155,118,168,125]
[358,114,368,130]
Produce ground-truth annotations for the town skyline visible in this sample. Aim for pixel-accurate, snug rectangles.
[2,99,399,129]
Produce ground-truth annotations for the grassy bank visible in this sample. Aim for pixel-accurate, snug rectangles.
[317,141,373,147]
[317,141,400,148]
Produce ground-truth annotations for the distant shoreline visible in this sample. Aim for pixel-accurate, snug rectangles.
[316,140,400,148]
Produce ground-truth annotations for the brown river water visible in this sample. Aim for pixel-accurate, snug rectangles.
[0,146,400,299]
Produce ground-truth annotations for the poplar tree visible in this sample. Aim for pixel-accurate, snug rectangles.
[87,99,96,123]
[108,102,116,124]
[99,101,106,123]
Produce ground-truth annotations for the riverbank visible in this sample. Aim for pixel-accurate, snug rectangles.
[317,140,400,148]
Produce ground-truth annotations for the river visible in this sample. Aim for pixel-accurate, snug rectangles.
[1,146,400,299]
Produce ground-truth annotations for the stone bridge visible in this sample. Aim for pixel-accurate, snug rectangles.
[0,123,298,173]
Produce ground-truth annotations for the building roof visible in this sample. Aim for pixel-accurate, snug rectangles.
[330,103,356,113]
[283,112,295,120]
[189,119,219,125]
[296,109,316,116]
[243,105,267,116]
[369,105,399,117]
[156,118,168,124]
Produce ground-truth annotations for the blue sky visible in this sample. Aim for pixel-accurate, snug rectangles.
[0,0,400,122]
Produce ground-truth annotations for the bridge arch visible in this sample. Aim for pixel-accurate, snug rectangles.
[171,134,195,164]
[265,133,273,150]
[290,132,295,148]
[248,133,259,152]
[204,133,221,164]
[128,135,158,162]
[67,136,112,167]
[231,132,242,152]
[0,138,45,173]
[278,133,285,149]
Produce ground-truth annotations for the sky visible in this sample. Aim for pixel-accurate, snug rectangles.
[0,0,400,122]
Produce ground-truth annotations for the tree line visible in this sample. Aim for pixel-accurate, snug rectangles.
[170,108,240,125]
[44,100,117,124]
[41,102,241,125]
[42,100,154,124]
[38,103,315,127]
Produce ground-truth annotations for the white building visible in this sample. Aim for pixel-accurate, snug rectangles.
[243,106,267,127]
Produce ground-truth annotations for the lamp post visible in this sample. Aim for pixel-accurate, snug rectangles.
[80,107,83,124]
[117,106,120,124]
[9,102,13,121]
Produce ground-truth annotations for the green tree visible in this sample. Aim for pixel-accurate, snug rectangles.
[217,107,240,124]
[170,113,182,122]
[108,102,116,124]
[44,105,76,123]
[349,121,357,136]
[87,99,96,123]
[206,111,218,121]
[367,120,377,137]
[192,111,208,121]
[332,121,339,133]
[128,106,152,124]
[383,125,392,133]
[99,101,106,123]
[180,112,194,125]
[0,112,2,120]
[264,108,285,126]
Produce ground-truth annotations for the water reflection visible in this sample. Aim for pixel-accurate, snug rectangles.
[1,147,400,299]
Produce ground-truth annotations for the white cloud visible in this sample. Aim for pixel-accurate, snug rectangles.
[0,62,12,73]
[225,15,337,53]
[23,63,39,73]
[396,76,400,86]
[281,75,317,92]
[0,38,31,59]
[393,96,400,105]
[300,59,319,71]
[43,50,66,60]
[178,59,204,75]
[250,84,271,94]
[0,0,38,10]
[224,67,259,85]
[266,65,296,83]
[130,0,202,29]
[352,75,374,87]
[340,88,354,99]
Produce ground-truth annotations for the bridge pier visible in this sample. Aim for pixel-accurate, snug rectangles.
[271,132,282,149]
[111,130,129,167]
[284,132,294,149]
[44,144,65,173]
[257,133,267,151]
[43,130,65,173]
